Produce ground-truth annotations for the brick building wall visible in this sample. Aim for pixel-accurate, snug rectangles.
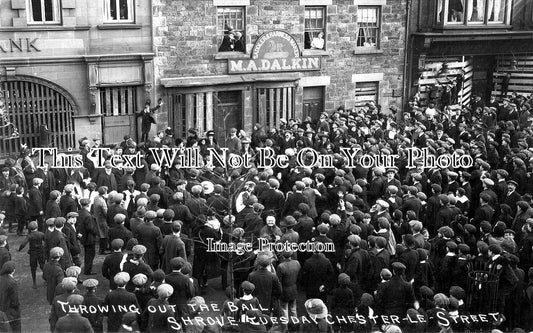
[152,0,407,136]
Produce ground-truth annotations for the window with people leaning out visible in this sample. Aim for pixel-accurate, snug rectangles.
[218,7,246,53]
[304,6,326,50]
[104,0,134,23]
[437,0,511,25]
[28,0,61,24]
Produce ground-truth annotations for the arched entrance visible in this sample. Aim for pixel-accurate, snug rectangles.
[0,75,77,157]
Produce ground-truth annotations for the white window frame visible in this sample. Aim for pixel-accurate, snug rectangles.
[104,0,135,23]
[352,73,383,107]
[436,0,513,26]
[304,6,327,50]
[27,0,61,25]
[356,6,382,50]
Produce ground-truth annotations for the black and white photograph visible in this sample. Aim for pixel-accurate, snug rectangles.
[1,0,533,332]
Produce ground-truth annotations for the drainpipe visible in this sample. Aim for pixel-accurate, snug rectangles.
[402,0,412,116]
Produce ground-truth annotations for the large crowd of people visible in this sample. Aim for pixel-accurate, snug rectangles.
[1,91,533,333]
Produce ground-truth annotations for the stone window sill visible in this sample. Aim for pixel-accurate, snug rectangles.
[97,24,142,30]
[214,52,249,60]
[302,50,329,56]
[0,25,90,31]
[353,48,383,55]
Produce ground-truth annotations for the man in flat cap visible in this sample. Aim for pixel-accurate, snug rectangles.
[64,211,82,267]
[344,234,372,292]
[375,261,416,318]
[122,245,153,292]
[259,178,285,218]
[47,218,73,270]
[133,210,163,270]
[108,213,133,250]
[58,185,77,219]
[106,193,128,229]
[472,193,495,230]
[300,250,335,301]
[0,261,20,333]
[160,222,187,274]
[248,253,282,315]
[165,257,193,319]
[141,283,175,333]
[54,294,93,333]
[0,236,10,277]
[77,198,99,275]
[43,247,66,304]
[49,276,78,331]
[103,272,139,332]
[227,128,242,155]
[102,239,125,290]
[27,177,44,232]
[82,278,104,333]
[93,186,109,255]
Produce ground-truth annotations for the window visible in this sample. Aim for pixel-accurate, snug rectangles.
[100,86,138,116]
[355,81,379,107]
[104,0,134,23]
[28,0,61,24]
[356,7,380,48]
[217,7,246,52]
[256,87,295,129]
[305,7,326,50]
[436,0,512,26]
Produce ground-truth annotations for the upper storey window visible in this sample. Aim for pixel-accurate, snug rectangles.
[28,0,61,24]
[436,0,512,26]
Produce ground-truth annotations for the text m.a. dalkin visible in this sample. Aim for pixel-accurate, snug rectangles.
[206,238,335,255]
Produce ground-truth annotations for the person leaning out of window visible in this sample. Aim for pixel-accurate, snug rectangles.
[310,31,325,50]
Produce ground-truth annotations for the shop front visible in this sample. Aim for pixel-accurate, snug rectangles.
[161,31,322,144]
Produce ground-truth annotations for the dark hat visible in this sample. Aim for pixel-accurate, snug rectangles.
[507,180,518,186]
[438,226,454,238]
[446,241,457,251]
[517,201,530,210]
[458,243,470,253]
[420,285,434,298]
[317,223,330,234]
[241,281,255,292]
[391,261,406,271]
[450,286,465,300]
[489,243,502,254]
[431,184,442,192]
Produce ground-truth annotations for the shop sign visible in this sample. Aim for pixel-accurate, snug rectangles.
[228,30,321,74]
[0,38,41,53]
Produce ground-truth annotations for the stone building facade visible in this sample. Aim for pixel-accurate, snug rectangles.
[0,0,155,157]
[406,0,533,107]
[152,0,408,144]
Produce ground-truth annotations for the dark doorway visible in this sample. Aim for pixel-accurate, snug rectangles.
[303,86,324,122]
[214,90,242,147]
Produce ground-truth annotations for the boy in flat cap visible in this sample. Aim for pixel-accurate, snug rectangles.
[18,221,45,288]
[103,272,139,332]
[82,279,104,333]
[43,247,66,304]
[122,245,153,293]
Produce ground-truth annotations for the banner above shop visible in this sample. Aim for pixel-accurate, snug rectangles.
[228,30,321,74]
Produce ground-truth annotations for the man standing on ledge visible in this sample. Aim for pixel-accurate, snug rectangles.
[137,98,163,143]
